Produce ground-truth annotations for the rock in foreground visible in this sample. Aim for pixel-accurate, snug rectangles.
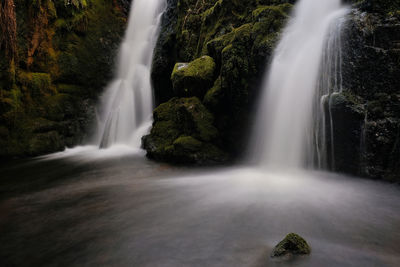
[271,233,311,258]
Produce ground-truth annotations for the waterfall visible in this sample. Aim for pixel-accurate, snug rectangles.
[312,13,349,170]
[95,0,166,149]
[249,0,349,169]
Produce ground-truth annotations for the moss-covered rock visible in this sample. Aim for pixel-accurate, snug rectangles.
[0,0,129,158]
[150,0,292,162]
[271,233,311,258]
[203,76,223,111]
[171,55,216,97]
[142,97,227,164]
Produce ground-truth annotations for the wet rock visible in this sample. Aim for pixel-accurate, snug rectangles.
[142,97,228,164]
[328,92,365,175]
[150,0,292,160]
[171,56,216,98]
[271,233,311,258]
[335,9,400,180]
[151,0,179,105]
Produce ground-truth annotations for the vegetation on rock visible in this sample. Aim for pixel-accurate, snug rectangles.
[142,97,227,164]
[171,55,216,98]
[271,233,311,258]
[0,0,398,181]
[149,0,293,163]
[0,0,128,158]
[148,0,400,179]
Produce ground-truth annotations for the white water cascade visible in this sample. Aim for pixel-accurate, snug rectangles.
[313,13,349,170]
[95,0,166,149]
[250,0,349,169]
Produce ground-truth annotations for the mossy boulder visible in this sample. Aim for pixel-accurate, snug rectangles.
[151,0,292,161]
[171,56,216,98]
[142,97,228,164]
[271,233,311,258]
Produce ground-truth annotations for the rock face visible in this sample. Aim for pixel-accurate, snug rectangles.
[148,0,400,180]
[0,0,129,157]
[271,233,311,258]
[331,2,400,181]
[147,0,294,163]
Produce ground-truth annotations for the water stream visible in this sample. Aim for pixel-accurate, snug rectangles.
[94,0,166,149]
[249,0,349,170]
[2,1,399,266]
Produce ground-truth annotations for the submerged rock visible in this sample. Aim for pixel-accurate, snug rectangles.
[271,233,311,258]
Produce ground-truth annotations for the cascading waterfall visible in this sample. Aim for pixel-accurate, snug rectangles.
[249,0,349,169]
[95,0,166,149]
[312,13,349,170]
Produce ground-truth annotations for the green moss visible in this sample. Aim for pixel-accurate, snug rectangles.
[252,4,291,20]
[271,233,311,258]
[173,136,203,152]
[143,97,226,164]
[204,76,223,110]
[47,0,58,19]
[55,12,88,32]
[9,86,22,110]
[0,0,127,157]
[44,93,74,121]
[150,0,293,162]
[171,56,216,97]
[31,73,53,96]
[57,83,84,95]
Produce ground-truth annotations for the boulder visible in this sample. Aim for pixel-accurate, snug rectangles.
[171,56,216,98]
[142,97,227,164]
[271,233,311,258]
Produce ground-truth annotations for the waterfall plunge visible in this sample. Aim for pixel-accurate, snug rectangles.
[95,0,166,149]
[250,0,349,169]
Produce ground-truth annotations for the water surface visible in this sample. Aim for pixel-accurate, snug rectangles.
[0,154,399,267]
